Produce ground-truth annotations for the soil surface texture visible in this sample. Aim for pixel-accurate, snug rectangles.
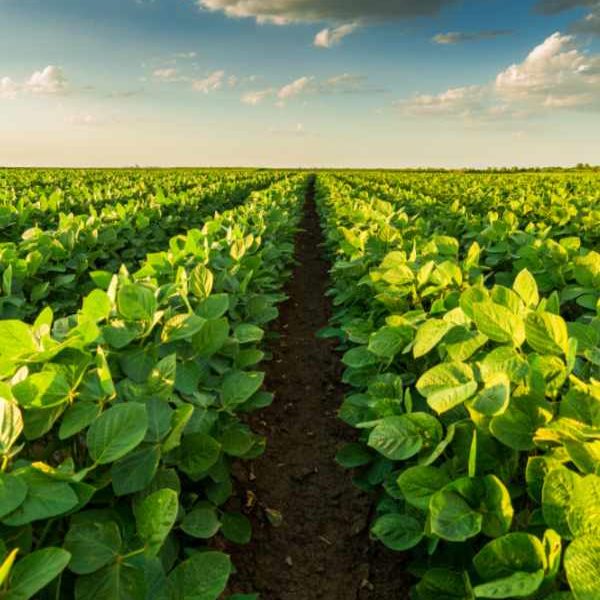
[227,176,411,599]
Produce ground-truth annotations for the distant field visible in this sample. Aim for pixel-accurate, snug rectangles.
[0,168,599,599]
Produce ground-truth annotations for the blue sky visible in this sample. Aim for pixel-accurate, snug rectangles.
[1,0,599,167]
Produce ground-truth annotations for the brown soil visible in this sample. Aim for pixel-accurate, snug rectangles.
[227,176,411,599]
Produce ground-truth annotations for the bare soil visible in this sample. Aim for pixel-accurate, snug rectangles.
[226,176,411,599]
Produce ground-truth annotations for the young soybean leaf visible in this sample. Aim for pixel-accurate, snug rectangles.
[81,289,112,323]
[513,269,539,308]
[86,403,148,465]
[136,488,179,554]
[221,371,264,409]
[0,548,18,587]
[111,445,160,496]
[6,547,71,600]
[473,570,544,599]
[74,562,146,600]
[221,512,252,544]
[116,283,156,321]
[190,265,214,300]
[0,396,23,454]
[64,521,122,575]
[181,506,222,539]
[167,551,231,600]
[371,513,423,551]
[0,473,28,519]
[0,321,37,358]
[564,534,600,600]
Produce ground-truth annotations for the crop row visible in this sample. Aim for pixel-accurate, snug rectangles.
[0,171,282,321]
[317,173,600,600]
[0,175,306,599]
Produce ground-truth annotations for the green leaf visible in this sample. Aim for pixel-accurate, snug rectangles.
[74,562,146,600]
[368,326,411,359]
[179,433,221,477]
[136,488,179,554]
[0,321,37,359]
[87,403,148,465]
[234,324,264,344]
[111,445,160,496]
[221,371,264,409]
[0,473,28,518]
[167,551,231,600]
[542,467,578,538]
[415,569,473,600]
[413,319,454,358]
[341,346,378,369]
[190,265,214,300]
[513,269,539,308]
[192,318,229,358]
[64,521,122,575]
[473,570,544,599]
[196,294,229,319]
[81,290,112,322]
[429,490,482,542]
[221,512,252,544]
[2,470,78,526]
[472,301,525,346]
[470,373,510,417]
[564,534,600,600]
[335,443,372,468]
[181,505,221,539]
[371,513,423,551]
[117,284,156,321]
[5,548,71,600]
[367,415,422,460]
[397,465,450,510]
[525,311,569,356]
[13,371,71,409]
[473,533,546,581]
[568,474,600,537]
[59,402,101,440]
[416,362,477,414]
[0,397,23,454]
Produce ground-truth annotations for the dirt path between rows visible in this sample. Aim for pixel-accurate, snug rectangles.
[227,176,411,600]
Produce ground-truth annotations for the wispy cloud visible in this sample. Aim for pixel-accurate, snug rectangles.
[314,23,359,48]
[192,70,226,93]
[433,30,512,44]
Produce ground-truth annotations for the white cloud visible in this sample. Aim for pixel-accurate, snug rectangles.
[314,23,358,48]
[278,76,314,100]
[1,66,67,100]
[153,67,180,81]
[192,70,226,93]
[25,66,67,95]
[174,51,198,59]
[0,77,18,100]
[495,32,600,107]
[195,0,457,24]
[535,0,600,35]
[432,30,512,44]
[242,88,275,105]
[398,32,600,120]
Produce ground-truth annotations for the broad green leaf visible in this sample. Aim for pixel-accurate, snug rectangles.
[59,402,101,440]
[371,513,423,551]
[429,490,482,542]
[234,324,264,344]
[2,469,78,526]
[397,465,450,510]
[64,521,121,575]
[0,397,23,454]
[416,362,477,414]
[525,311,569,356]
[367,415,422,460]
[568,474,600,537]
[13,371,71,409]
[221,512,252,544]
[192,318,229,358]
[368,326,411,359]
[473,570,544,599]
[564,534,600,600]
[542,467,579,538]
[167,551,231,600]
[341,346,378,369]
[190,265,214,300]
[415,568,473,600]
[81,289,112,323]
[117,284,156,321]
[0,321,37,359]
[470,373,510,417]
[513,269,539,308]
[87,403,148,465]
[111,445,160,496]
[5,548,71,600]
[181,506,221,539]
[413,319,454,358]
[74,562,146,600]
[335,443,372,468]
[179,433,221,477]
[221,371,264,409]
[136,488,179,554]
[0,473,27,518]
[472,301,525,346]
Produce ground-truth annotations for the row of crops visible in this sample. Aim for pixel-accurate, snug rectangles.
[317,171,600,599]
[0,169,306,599]
[0,167,599,599]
